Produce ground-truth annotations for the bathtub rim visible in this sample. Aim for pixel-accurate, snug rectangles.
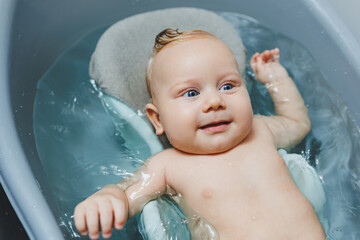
[0,0,64,239]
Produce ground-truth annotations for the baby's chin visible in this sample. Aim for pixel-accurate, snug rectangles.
[173,141,240,155]
[167,127,252,155]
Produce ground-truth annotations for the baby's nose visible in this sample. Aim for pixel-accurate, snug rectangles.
[202,92,226,113]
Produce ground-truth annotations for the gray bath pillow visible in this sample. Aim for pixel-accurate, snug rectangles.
[90,7,246,110]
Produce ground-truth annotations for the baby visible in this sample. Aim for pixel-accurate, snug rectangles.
[74,29,325,239]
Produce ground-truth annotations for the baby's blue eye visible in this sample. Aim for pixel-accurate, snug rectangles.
[220,84,233,91]
[183,90,199,98]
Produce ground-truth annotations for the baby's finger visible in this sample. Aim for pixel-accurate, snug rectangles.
[250,61,257,73]
[250,53,260,72]
[250,52,259,62]
[273,48,280,55]
[112,198,127,230]
[261,50,272,62]
[270,48,280,62]
[74,204,88,235]
[99,201,113,239]
[86,204,100,239]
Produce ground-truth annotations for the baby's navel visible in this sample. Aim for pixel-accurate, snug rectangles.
[202,188,213,199]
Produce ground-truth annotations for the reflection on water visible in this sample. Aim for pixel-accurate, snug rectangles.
[33,11,360,239]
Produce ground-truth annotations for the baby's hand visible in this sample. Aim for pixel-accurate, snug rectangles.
[250,48,289,84]
[74,184,128,239]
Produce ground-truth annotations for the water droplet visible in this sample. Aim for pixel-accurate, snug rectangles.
[181,217,190,224]
[137,110,144,116]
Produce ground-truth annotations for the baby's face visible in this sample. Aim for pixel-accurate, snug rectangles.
[146,38,253,154]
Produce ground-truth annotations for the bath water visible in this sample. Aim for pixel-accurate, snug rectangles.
[33,11,360,239]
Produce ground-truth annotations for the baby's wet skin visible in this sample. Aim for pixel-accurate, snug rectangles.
[160,123,323,239]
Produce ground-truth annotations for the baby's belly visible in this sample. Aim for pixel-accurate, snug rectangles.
[213,186,318,239]
[182,169,323,240]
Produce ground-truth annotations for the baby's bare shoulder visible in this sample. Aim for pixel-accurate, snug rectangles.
[148,148,185,166]
[152,148,182,159]
[247,117,276,146]
[252,117,273,135]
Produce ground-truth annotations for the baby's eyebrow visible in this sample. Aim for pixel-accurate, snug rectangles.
[169,78,199,91]
[217,71,242,80]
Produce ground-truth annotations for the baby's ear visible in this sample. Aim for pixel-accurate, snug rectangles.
[145,103,164,135]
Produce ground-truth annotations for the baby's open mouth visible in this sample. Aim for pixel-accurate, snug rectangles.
[199,121,231,133]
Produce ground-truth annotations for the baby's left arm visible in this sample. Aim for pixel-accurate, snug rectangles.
[250,48,311,149]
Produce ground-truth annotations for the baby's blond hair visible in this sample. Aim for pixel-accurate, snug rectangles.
[146,28,217,98]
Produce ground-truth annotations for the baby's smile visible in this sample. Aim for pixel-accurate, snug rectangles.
[199,120,232,134]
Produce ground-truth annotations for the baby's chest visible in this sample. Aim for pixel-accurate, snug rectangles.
[166,150,289,209]
[169,160,261,203]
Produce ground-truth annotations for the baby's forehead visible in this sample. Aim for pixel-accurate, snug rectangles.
[148,38,240,99]
[153,38,233,66]
[151,40,238,80]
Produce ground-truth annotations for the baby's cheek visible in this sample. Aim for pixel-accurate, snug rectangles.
[165,128,196,153]
[161,105,199,150]
[162,123,184,146]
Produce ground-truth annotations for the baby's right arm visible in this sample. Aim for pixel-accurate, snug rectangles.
[74,152,168,239]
